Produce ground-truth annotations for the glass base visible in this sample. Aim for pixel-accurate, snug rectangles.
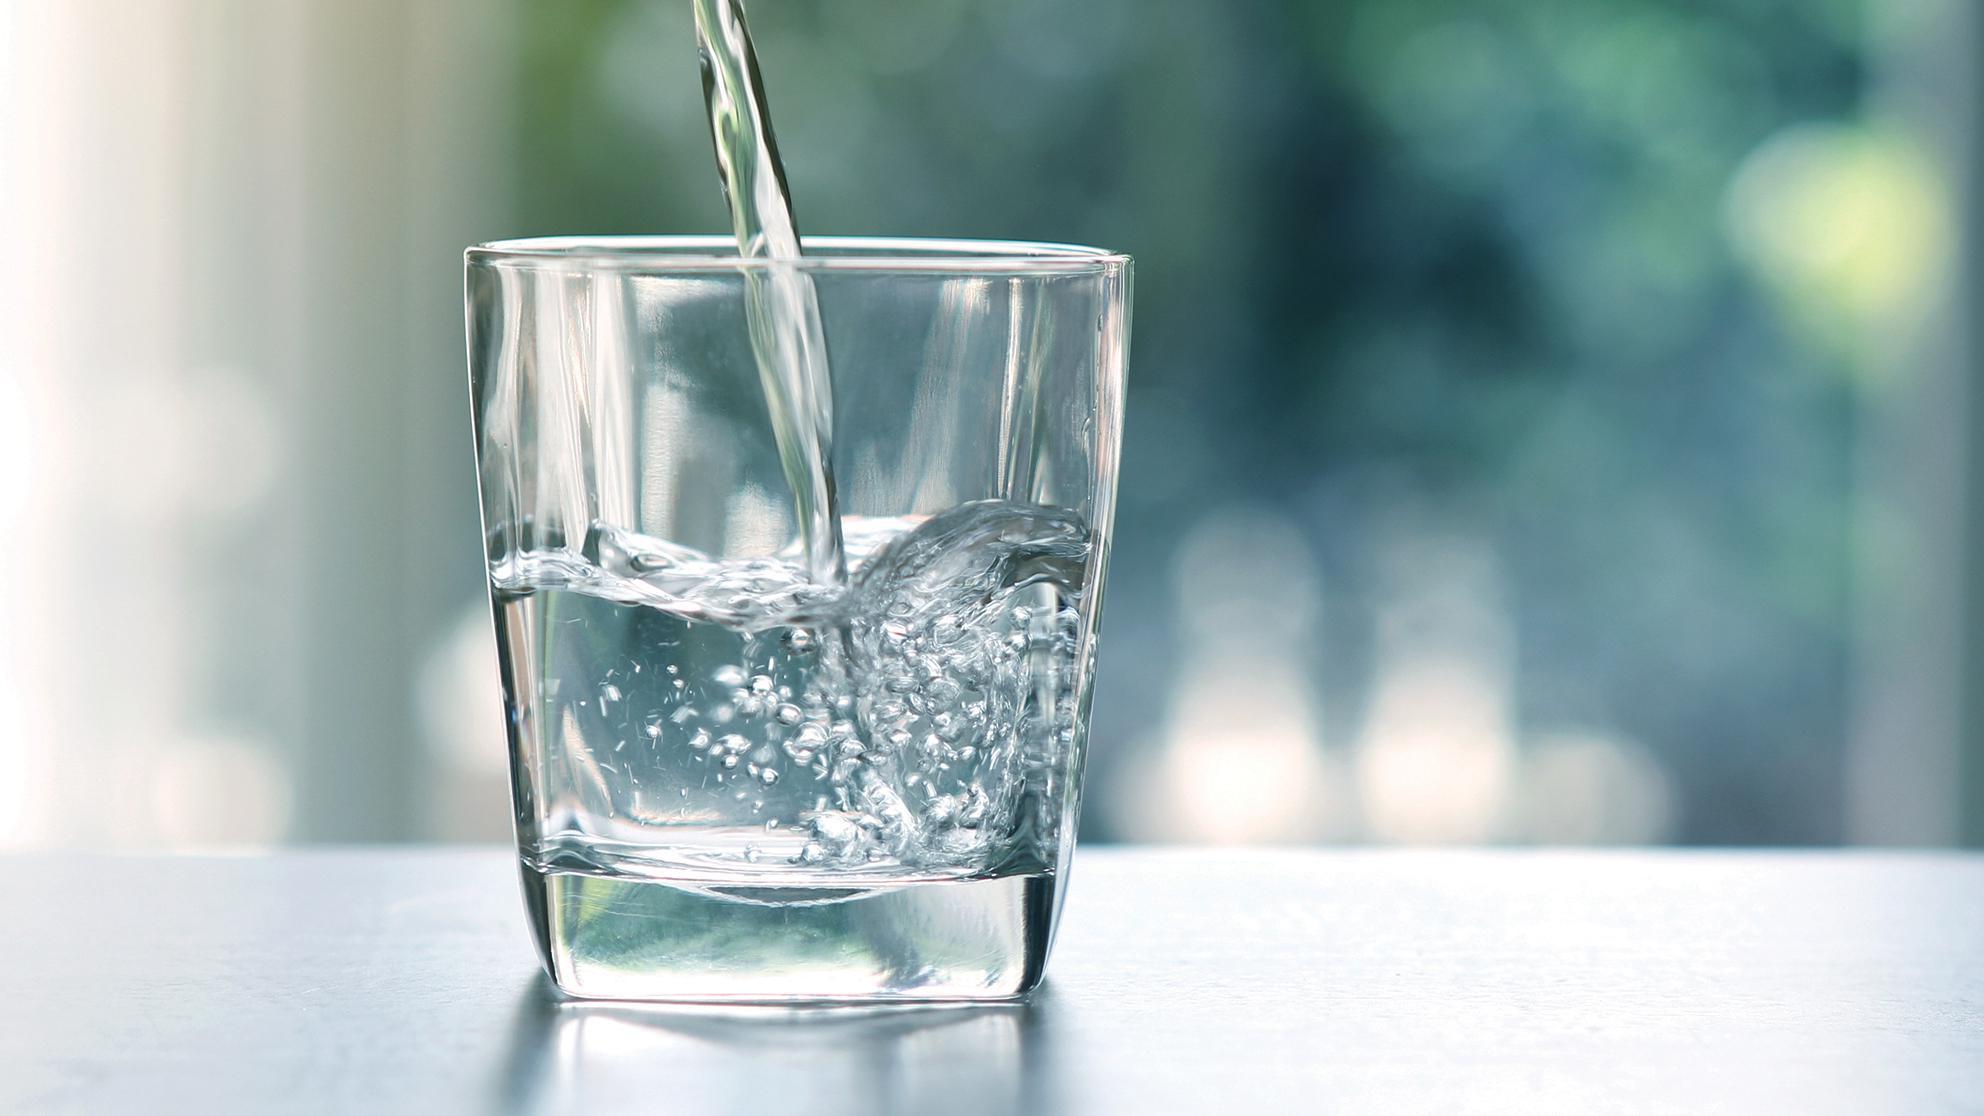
[519,861,1058,1003]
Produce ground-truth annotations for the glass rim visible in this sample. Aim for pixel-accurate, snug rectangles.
[466,235,1131,274]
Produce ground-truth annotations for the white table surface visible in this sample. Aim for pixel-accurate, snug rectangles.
[2,848,1979,1114]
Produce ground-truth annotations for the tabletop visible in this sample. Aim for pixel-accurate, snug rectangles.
[2,848,1979,1114]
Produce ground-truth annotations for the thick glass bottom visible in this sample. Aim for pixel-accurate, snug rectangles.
[519,860,1059,1003]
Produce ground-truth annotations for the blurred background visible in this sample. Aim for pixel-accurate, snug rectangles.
[2,0,1978,849]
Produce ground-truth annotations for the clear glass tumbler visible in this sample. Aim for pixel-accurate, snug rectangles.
[465,237,1130,1002]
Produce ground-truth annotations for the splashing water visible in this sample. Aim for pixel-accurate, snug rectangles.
[497,501,1092,879]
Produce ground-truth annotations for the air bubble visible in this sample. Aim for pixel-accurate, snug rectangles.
[713,665,746,687]
[775,703,802,725]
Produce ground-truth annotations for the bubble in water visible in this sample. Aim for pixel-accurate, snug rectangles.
[760,768,780,785]
[775,703,802,725]
[713,665,746,687]
[960,785,990,826]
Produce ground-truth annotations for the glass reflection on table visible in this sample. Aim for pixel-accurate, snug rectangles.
[497,979,1051,1116]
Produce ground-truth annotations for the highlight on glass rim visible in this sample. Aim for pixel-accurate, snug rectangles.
[4,0,1981,1108]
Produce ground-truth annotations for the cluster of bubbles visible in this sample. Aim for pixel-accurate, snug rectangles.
[519,502,1094,874]
[686,500,1087,865]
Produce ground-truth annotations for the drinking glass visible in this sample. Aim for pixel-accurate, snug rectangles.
[465,237,1130,1001]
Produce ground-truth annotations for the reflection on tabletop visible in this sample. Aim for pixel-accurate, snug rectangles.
[496,978,1054,1116]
